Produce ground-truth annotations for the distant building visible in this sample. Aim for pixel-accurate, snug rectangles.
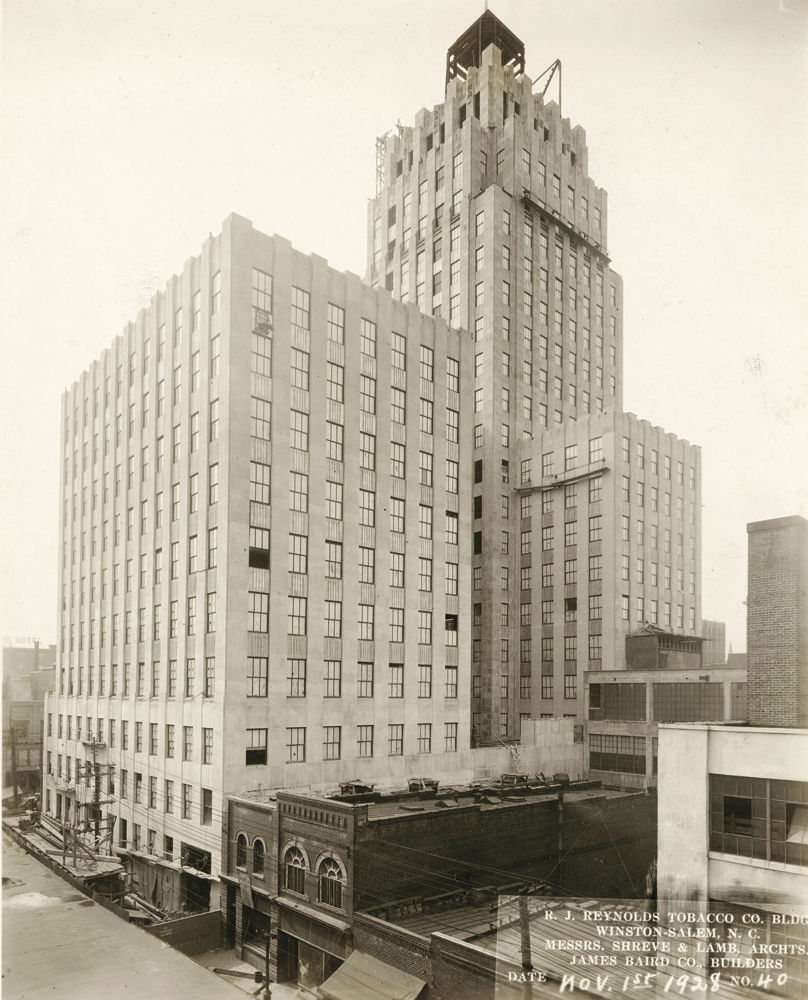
[657,515,808,989]
[701,618,726,666]
[2,639,56,802]
[584,628,746,790]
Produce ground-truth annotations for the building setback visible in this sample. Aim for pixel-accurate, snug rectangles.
[43,217,473,907]
[366,10,701,741]
[42,8,706,916]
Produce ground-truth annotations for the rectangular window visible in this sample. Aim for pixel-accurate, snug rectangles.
[248,592,269,632]
[357,661,374,697]
[323,726,341,760]
[290,410,309,451]
[357,725,374,758]
[286,727,306,763]
[325,601,342,638]
[287,658,306,697]
[289,596,307,635]
[246,728,268,766]
[324,660,341,698]
[388,660,405,699]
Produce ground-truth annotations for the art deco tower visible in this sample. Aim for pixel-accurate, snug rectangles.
[367,11,701,741]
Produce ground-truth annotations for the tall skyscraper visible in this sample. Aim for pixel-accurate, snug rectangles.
[43,9,703,905]
[367,10,700,741]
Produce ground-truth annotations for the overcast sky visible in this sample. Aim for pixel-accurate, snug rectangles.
[1,0,806,652]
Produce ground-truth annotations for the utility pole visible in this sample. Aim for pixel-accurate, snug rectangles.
[519,895,533,992]
[90,738,101,842]
[9,726,19,809]
[557,789,565,887]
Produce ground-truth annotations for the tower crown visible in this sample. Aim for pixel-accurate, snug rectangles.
[445,9,525,91]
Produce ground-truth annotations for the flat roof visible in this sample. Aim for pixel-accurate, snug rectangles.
[366,786,636,822]
[2,833,244,1000]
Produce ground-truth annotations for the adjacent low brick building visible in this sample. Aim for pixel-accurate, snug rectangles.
[747,515,808,728]
[221,779,656,993]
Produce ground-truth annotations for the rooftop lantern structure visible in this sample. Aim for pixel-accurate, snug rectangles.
[445,9,525,91]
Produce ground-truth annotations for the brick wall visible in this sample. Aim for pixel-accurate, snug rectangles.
[353,913,432,983]
[560,792,656,898]
[747,516,808,727]
[354,798,558,907]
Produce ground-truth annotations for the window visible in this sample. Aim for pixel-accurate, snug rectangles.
[326,421,343,462]
[325,541,342,579]
[326,362,343,402]
[287,659,306,697]
[445,510,458,545]
[358,603,374,641]
[388,723,404,756]
[285,847,306,894]
[390,496,405,533]
[327,303,344,343]
[251,837,265,875]
[286,727,306,763]
[246,728,268,766]
[290,471,308,513]
[360,318,376,357]
[290,410,309,451]
[325,601,342,638]
[318,857,343,909]
[289,596,307,635]
[391,441,406,479]
[359,546,375,584]
[359,433,375,470]
[291,286,310,329]
[248,592,269,632]
[357,725,374,758]
[357,661,373,697]
[390,607,404,643]
[319,724,342,762]
[324,661,341,698]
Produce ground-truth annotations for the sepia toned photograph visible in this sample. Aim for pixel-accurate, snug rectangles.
[1,2,806,997]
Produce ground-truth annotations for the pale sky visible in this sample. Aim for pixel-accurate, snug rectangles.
[1,0,806,652]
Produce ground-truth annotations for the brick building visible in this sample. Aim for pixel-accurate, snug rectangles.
[3,639,56,801]
[747,515,808,727]
[222,780,656,993]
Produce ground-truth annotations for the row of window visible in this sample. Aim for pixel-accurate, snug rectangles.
[247,594,460,641]
[64,273,221,440]
[471,673,578,701]
[58,656,215,699]
[65,392,220,491]
[244,722,459,764]
[51,717,213,762]
[49,762,214,825]
[245,658,458,700]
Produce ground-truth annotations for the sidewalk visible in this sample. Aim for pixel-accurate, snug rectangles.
[194,947,303,1000]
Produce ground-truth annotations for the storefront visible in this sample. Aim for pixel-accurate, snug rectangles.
[272,896,350,991]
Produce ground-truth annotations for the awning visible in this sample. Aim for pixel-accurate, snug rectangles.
[317,951,425,1000]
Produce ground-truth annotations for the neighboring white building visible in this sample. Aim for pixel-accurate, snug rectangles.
[43,218,474,910]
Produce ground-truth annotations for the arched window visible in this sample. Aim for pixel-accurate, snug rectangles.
[253,838,265,876]
[318,857,343,909]
[285,846,305,895]
[236,833,247,869]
